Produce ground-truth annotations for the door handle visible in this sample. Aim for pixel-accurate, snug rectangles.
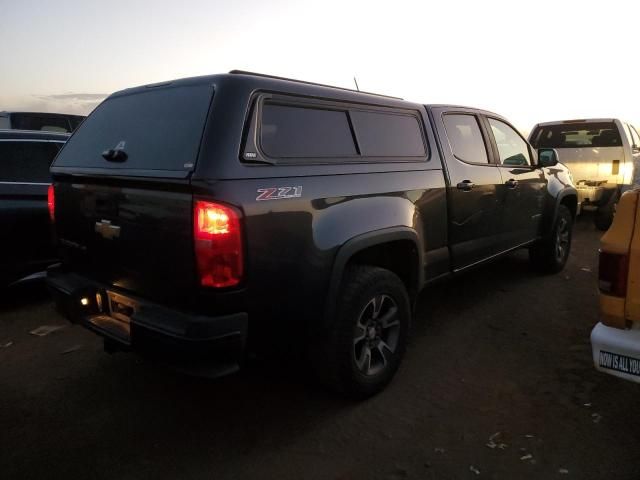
[456,180,475,191]
[505,179,518,189]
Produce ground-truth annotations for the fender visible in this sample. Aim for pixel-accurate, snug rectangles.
[542,186,578,238]
[323,227,424,328]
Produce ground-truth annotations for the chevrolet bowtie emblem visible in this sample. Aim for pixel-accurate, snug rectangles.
[95,219,121,240]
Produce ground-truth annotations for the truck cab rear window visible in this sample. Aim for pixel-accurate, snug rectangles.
[11,114,71,133]
[531,122,622,148]
[259,102,426,161]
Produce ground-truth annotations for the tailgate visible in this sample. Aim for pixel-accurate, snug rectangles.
[55,178,195,306]
[557,146,625,184]
[49,82,214,306]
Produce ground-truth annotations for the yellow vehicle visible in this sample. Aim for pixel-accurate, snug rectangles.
[591,188,640,381]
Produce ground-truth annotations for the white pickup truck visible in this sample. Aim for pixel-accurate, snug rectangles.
[529,119,640,230]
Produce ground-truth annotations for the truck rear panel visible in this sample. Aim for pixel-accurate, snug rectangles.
[51,83,215,307]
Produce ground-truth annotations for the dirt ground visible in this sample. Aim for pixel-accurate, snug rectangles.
[1,216,639,480]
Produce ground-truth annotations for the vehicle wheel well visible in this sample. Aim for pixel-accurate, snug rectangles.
[560,195,578,218]
[347,240,419,301]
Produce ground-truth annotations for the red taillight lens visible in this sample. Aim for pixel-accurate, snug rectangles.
[47,184,55,223]
[599,250,629,297]
[193,200,243,288]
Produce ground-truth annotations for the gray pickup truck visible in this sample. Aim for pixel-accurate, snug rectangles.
[47,71,577,397]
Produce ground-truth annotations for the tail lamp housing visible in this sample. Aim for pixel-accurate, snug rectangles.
[47,184,55,223]
[598,250,629,297]
[193,200,244,288]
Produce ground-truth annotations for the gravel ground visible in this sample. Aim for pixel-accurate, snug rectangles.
[1,216,639,480]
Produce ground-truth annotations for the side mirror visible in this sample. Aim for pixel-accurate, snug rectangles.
[538,148,559,167]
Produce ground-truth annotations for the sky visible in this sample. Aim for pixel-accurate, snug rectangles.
[1,0,638,134]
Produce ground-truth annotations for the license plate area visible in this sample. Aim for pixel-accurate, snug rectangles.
[107,292,137,323]
[86,291,137,345]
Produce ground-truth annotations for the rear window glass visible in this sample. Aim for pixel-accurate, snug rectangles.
[0,141,61,182]
[12,114,71,133]
[531,122,622,148]
[54,85,213,172]
[350,111,425,157]
[261,104,357,158]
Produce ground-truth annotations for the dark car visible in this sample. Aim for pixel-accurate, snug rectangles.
[0,129,68,285]
[47,71,577,397]
[0,112,85,133]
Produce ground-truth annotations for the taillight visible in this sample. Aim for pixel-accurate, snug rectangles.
[193,200,243,288]
[47,184,55,223]
[599,250,629,297]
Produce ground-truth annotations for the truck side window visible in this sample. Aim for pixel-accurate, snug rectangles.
[442,114,489,164]
[350,110,425,157]
[260,103,357,158]
[0,141,58,183]
[488,119,531,166]
[623,124,634,147]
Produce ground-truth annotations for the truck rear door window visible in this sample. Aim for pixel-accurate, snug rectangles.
[350,111,425,157]
[442,114,489,164]
[260,104,357,158]
[531,122,622,148]
[0,141,60,183]
[53,85,213,173]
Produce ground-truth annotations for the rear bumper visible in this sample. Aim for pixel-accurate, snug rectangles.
[47,268,248,376]
[591,322,640,383]
[576,187,603,205]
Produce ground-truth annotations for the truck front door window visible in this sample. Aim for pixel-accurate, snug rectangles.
[488,119,531,166]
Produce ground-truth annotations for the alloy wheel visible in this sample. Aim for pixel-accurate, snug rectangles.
[353,294,400,376]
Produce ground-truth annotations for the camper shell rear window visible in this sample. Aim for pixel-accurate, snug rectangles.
[53,85,213,174]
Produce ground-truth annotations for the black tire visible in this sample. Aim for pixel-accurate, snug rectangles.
[594,206,614,231]
[594,189,620,231]
[313,265,411,399]
[529,204,573,274]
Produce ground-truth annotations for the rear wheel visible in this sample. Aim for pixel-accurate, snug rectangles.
[594,188,620,231]
[594,206,614,231]
[529,205,573,274]
[313,265,411,399]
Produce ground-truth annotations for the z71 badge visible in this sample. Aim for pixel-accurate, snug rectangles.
[256,186,302,201]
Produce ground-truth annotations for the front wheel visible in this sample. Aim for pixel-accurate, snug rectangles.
[529,204,573,274]
[313,265,411,399]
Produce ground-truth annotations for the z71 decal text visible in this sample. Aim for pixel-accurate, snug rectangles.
[256,186,303,201]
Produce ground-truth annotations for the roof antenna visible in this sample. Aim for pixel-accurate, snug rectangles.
[353,76,360,92]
